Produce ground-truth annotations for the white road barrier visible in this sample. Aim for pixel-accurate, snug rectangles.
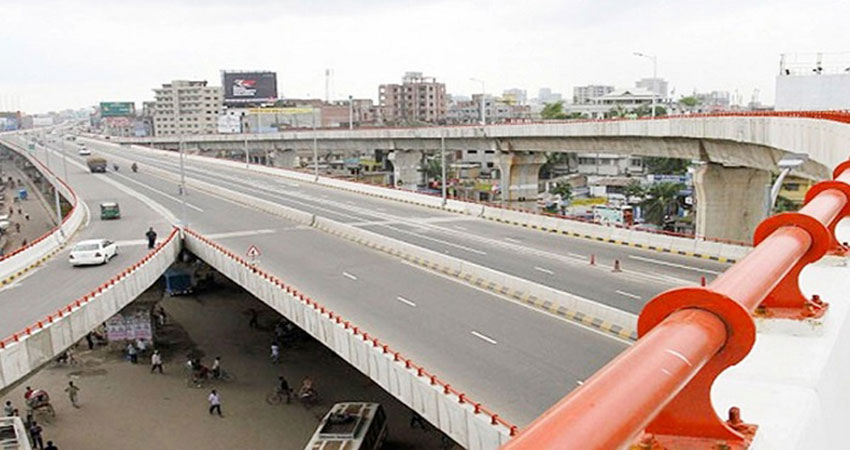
[184,229,514,450]
[0,136,86,285]
[0,228,181,391]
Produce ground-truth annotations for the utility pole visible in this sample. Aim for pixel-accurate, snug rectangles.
[179,135,187,227]
[312,109,319,182]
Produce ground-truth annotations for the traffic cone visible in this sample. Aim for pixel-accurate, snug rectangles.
[612,259,622,272]
[700,276,707,286]
[590,254,596,266]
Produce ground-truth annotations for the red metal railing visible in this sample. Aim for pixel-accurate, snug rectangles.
[0,227,179,349]
[502,158,850,448]
[183,227,519,437]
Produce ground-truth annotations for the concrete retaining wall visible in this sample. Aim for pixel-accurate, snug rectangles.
[0,137,87,284]
[0,228,181,392]
[184,230,513,450]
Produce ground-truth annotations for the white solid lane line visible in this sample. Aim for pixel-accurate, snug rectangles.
[503,237,521,244]
[471,330,498,345]
[534,266,554,275]
[616,290,642,300]
[396,296,417,307]
[342,272,358,281]
[627,255,721,275]
[568,252,586,259]
[453,225,468,231]
[113,172,205,212]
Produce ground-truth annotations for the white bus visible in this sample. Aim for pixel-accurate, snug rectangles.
[304,402,388,450]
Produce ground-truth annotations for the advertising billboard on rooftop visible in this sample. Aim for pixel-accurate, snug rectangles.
[222,71,278,103]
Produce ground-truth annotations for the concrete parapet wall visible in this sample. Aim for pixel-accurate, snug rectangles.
[0,137,87,285]
[183,230,513,450]
[0,228,180,393]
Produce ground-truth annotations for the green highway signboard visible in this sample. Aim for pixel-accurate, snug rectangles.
[100,102,135,117]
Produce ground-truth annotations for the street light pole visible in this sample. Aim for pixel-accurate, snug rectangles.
[312,109,319,182]
[634,52,658,118]
[440,131,447,207]
[179,134,187,227]
[348,95,354,130]
[470,78,486,125]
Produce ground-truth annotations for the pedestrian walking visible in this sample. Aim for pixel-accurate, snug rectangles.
[8,206,12,216]
[17,208,21,215]
[277,376,291,404]
[44,441,58,450]
[64,381,79,408]
[85,332,94,350]
[3,400,13,416]
[145,227,157,249]
[14,223,20,233]
[150,350,163,374]
[126,342,138,364]
[211,357,221,379]
[248,308,258,328]
[270,342,280,364]
[208,390,222,417]
[24,213,29,221]
[29,420,44,449]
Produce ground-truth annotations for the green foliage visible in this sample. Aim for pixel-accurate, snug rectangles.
[643,157,690,175]
[773,195,798,213]
[640,182,684,226]
[541,101,568,120]
[679,96,699,107]
[551,182,573,201]
[423,158,442,180]
[622,180,646,199]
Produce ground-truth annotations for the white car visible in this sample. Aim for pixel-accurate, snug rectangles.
[69,239,118,266]
[78,146,91,156]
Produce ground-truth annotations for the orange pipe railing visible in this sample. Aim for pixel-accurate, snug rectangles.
[504,159,850,449]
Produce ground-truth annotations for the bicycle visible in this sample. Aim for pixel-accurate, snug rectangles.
[266,387,292,405]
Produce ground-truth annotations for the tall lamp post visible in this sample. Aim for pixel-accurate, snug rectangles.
[633,52,658,118]
[348,95,354,130]
[470,78,486,125]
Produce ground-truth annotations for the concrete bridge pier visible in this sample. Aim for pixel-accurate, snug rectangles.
[270,149,298,169]
[498,152,547,202]
[388,150,424,190]
[694,163,769,242]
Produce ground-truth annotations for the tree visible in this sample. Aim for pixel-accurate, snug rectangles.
[679,96,699,107]
[622,180,646,201]
[643,157,690,175]
[641,182,684,226]
[423,157,442,181]
[551,182,573,202]
[541,101,568,120]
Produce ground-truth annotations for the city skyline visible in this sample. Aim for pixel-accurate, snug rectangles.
[1,0,849,112]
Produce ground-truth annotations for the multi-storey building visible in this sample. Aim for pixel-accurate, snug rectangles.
[573,85,615,104]
[447,94,532,124]
[635,77,669,99]
[378,72,447,124]
[152,80,223,136]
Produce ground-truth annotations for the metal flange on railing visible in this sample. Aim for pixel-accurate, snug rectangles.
[502,159,850,449]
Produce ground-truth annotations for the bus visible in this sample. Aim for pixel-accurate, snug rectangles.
[304,402,387,450]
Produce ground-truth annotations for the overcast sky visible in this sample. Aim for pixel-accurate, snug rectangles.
[1,0,849,113]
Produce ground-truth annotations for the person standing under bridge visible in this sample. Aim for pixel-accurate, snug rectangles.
[145,227,157,249]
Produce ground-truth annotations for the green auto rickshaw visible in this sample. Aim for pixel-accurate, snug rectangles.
[100,202,121,220]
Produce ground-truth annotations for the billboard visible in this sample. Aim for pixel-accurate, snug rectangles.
[100,102,135,117]
[222,71,277,103]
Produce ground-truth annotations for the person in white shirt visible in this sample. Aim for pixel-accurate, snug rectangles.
[208,390,222,416]
[150,350,163,374]
[211,357,221,379]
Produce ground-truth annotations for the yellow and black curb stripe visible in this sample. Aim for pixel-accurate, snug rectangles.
[315,223,638,342]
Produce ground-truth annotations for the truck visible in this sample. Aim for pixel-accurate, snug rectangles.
[86,156,107,173]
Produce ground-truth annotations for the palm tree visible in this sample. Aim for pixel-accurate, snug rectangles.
[641,182,683,226]
[622,180,646,202]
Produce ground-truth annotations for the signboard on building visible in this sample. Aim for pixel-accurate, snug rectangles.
[100,102,135,117]
[106,311,153,341]
[222,71,278,104]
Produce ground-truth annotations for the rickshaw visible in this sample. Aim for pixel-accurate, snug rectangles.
[26,389,55,418]
[99,202,121,220]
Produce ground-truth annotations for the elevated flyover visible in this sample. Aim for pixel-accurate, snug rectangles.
[115,111,850,241]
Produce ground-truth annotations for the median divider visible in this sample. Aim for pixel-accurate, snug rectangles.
[183,228,514,450]
[0,227,180,392]
[0,137,87,285]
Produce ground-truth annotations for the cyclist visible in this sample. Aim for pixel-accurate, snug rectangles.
[298,376,316,402]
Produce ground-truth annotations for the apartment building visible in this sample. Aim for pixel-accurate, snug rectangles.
[573,85,615,104]
[378,72,447,124]
[153,80,223,136]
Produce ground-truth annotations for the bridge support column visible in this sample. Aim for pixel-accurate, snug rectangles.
[498,152,547,202]
[270,149,298,169]
[388,150,423,190]
[694,163,769,242]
